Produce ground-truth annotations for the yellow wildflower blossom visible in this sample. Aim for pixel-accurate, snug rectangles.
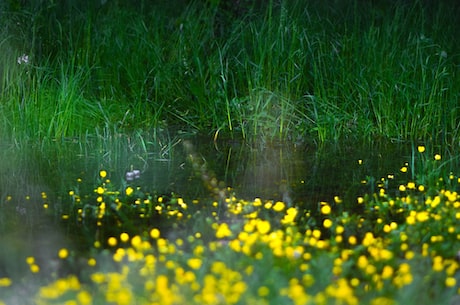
[321,204,331,215]
[256,220,271,234]
[187,258,203,270]
[99,170,107,178]
[216,222,232,238]
[0,277,12,287]
[58,248,69,259]
[272,201,285,212]
[125,186,134,196]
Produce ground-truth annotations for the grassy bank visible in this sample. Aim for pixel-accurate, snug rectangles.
[0,0,459,145]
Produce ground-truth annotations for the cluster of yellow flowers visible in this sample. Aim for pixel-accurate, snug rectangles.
[24,188,457,304]
[1,152,460,304]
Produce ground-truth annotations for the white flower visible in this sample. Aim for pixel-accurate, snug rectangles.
[17,54,29,65]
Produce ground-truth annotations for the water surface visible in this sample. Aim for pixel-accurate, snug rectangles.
[0,134,445,280]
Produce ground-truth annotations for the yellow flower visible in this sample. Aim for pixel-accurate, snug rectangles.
[445,277,456,287]
[357,255,368,269]
[99,170,107,178]
[281,207,298,225]
[120,232,130,242]
[108,237,118,247]
[258,286,270,297]
[320,204,331,215]
[125,186,134,196]
[113,248,126,262]
[243,221,255,233]
[417,145,425,153]
[335,225,344,234]
[216,223,232,239]
[323,219,333,229]
[381,265,394,279]
[362,232,375,247]
[30,264,40,273]
[272,201,285,212]
[26,256,35,265]
[432,256,443,272]
[0,277,12,287]
[416,211,429,222]
[77,291,92,305]
[187,258,202,270]
[256,220,271,234]
[87,258,97,266]
[58,248,69,259]
[348,236,357,245]
[39,286,60,299]
[434,154,441,161]
[312,229,321,239]
[383,224,392,233]
[131,235,142,248]
[150,228,160,239]
[350,278,360,287]
[96,186,104,195]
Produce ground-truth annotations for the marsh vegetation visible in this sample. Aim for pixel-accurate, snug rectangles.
[1,0,460,304]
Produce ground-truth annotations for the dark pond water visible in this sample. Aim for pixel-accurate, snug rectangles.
[0,133,453,279]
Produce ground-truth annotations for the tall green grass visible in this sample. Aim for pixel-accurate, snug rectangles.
[0,0,459,145]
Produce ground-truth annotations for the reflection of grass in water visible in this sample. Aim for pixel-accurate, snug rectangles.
[1,148,459,304]
[0,131,183,292]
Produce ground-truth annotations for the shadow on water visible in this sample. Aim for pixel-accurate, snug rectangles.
[0,133,451,282]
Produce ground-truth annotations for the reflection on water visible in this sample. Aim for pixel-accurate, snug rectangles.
[0,134,448,280]
[189,138,415,208]
[0,136,419,229]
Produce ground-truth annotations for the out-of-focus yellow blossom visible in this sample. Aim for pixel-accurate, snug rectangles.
[187,258,203,270]
[216,222,232,238]
[281,207,298,225]
[323,218,333,229]
[445,277,456,287]
[321,204,331,215]
[0,277,12,287]
[272,201,285,212]
[58,248,69,259]
[256,220,271,234]
[120,232,130,242]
